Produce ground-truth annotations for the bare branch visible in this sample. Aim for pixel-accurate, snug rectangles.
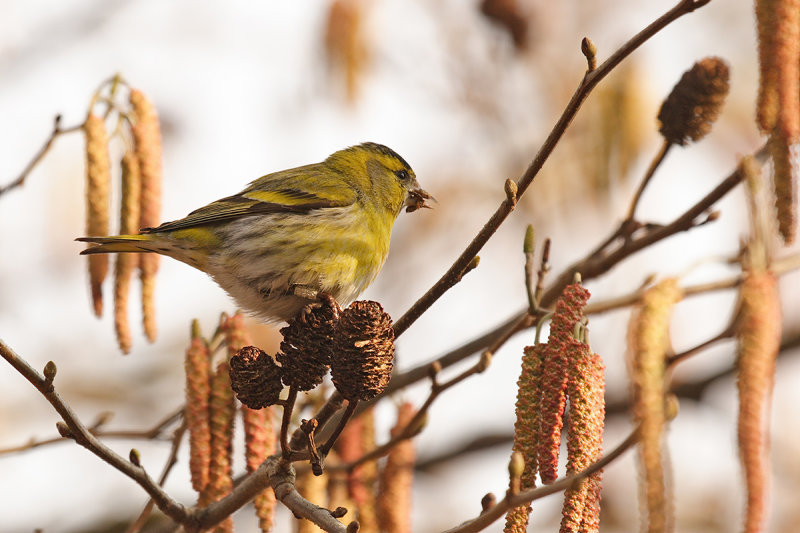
[0,116,83,197]
[441,429,639,533]
[392,0,714,338]
[0,339,189,524]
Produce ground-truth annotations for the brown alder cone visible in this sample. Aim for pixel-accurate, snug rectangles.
[331,301,395,401]
[560,342,605,533]
[504,343,545,533]
[657,57,729,146]
[377,402,416,533]
[278,304,337,391]
[200,361,236,533]
[83,113,111,317]
[185,320,211,493]
[130,88,163,342]
[230,346,284,409]
[627,278,683,533]
[537,283,591,484]
[736,272,781,533]
[113,151,141,353]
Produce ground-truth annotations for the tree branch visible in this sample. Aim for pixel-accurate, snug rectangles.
[392,0,714,338]
[0,116,83,197]
[0,339,189,525]
[442,429,639,533]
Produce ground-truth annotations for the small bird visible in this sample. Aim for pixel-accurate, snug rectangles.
[78,142,432,322]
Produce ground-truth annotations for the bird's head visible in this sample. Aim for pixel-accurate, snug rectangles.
[328,142,434,217]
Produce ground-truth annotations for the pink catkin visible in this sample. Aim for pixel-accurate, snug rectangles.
[537,284,591,484]
[560,342,605,533]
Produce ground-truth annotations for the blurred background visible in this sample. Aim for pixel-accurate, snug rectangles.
[1,0,798,532]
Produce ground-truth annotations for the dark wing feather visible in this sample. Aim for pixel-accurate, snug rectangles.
[141,190,352,234]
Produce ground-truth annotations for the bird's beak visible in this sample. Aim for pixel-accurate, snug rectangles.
[405,186,436,213]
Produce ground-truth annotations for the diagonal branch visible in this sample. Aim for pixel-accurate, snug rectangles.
[442,429,639,533]
[392,0,714,338]
[0,116,83,197]
[0,339,189,525]
[385,144,770,398]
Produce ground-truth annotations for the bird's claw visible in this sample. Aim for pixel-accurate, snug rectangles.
[298,291,342,325]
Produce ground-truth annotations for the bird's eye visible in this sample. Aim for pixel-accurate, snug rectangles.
[395,169,410,182]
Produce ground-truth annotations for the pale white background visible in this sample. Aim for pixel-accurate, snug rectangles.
[1,1,798,532]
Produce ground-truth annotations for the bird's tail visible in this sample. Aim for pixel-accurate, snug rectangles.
[77,234,158,255]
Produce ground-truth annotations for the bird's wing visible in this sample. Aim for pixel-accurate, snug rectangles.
[142,165,357,234]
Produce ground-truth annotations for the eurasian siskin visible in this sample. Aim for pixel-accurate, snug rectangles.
[78,142,431,322]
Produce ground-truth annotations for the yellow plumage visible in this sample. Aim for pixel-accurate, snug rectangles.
[78,142,431,322]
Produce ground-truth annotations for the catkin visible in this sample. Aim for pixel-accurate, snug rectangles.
[243,405,276,532]
[223,311,251,353]
[357,409,379,533]
[324,0,368,102]
[756,0,781,131]
[130,88,163,342]
[185,321,211,493]
[504,343,545,533]
[378,402,416,533]
[537,283,591,484]
[222,311,278,532]
[83,113,111,317]
[627,278,683,533]
[770,131,798,244]
[737,272,781,533]
[200,361,235,533]
[560,341,605,533]
[755,0,800,242]
[113,151,141,353]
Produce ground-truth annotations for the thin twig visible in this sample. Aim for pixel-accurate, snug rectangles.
[280,387,299,457]
[197,455,348,533]
[539,142,770,310]
[418,328,800,472]
[341,350,498,472]
[0,405,184,456]
[534,238,551,308]
[0,116,84,196]
[318,400,358,458]
[442,429,639,533]
[126,420,188,533]
[0,340,189,524]
[289,391,345,452]
[626,140,673,220]
[667,325,736,367]
[382,146,772,402]
[391,0,713,338]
